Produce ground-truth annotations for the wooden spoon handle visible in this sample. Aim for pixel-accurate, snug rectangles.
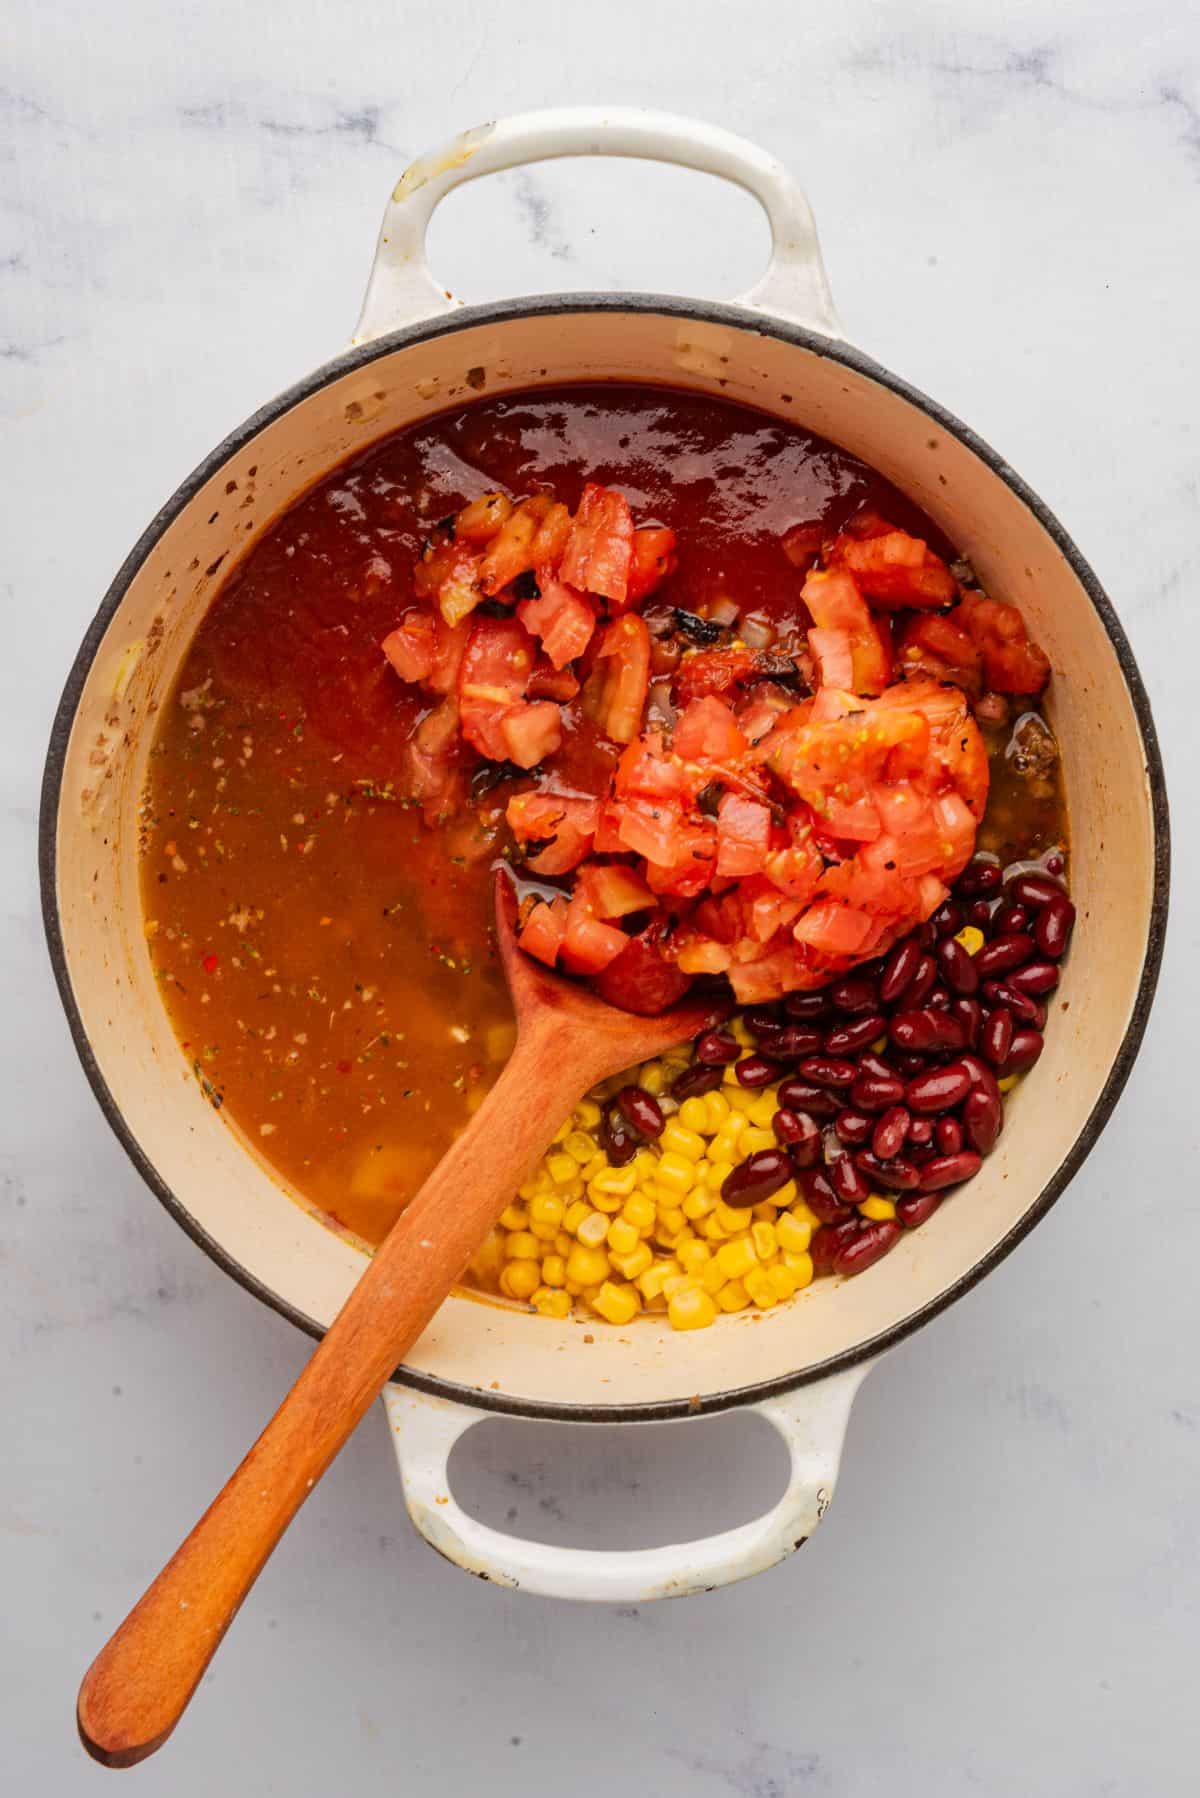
[77,1026,588,1767]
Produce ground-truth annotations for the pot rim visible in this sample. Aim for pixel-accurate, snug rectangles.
[40,293,1171,1423]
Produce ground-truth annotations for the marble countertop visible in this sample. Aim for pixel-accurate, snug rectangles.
[5,1,1197,1791]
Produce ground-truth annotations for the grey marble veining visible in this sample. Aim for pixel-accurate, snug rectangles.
[4,1,1198,1792]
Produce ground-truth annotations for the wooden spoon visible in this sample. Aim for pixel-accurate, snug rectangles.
[78,873,725,1766]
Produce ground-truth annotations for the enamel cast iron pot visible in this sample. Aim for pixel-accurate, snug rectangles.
[42,109,1169,1601]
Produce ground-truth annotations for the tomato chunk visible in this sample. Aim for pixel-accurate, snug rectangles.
[518,573,595,670]
[593,924,692,1014]
[625,526,678,605]
[958,592,1051,694]
[832,528,958,609]
[672,695,748,762]
[582,614,650,745]
[560,483,635,605]
[898,611,982,695]
[808,626,855,692]
[457,617,536,761]
[518,897,569,967]
[382,612,437,684]
[716,792,772,876]
[507,791,600,874]
[802,567,892,695]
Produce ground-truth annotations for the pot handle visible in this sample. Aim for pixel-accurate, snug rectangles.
[353,107,841,344]
[381,1363,869,1602]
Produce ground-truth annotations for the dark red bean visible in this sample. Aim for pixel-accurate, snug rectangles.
[975,933,1036,978]
[858,1051,899,1082]
[918,920,938,947]
[600,1106,639,1166]
[967,898,994,929]
[963,1085,1003,1154]
[735,1054,780,1089]
[896,1192,943,1228]
[1002,1028,1044,1075]
[880,936,923,1005]
[828,974,880,1015]
[851,1072,906,1112]
[824,1013,887,1056]
[927,987,952,1011]
[616,1085,665,1140]
[982,978,1040,1023]
[950,997,982,1047]
[773,1108,822,1167]
[936,1116,964,1156]
[903,954,939,1009]
[918,1151,982,1191]
[931,898,965,937]
[695,1028,740,1066]
[958,1054,1001,1102]
[764,1023,825,1059]
[1006,959,1060,997]
[856,1150,921,1191]
[796,1055,858,1089]
[992,902,1028,936]
[1028,1000,1048,1030]
[784,990,830,1020]
[906,1061,972,1114]
[1034,892,1075,958]
[721,1148,793,1208]
[744,1004,784,1037]
[1044,852,1065,876]
[778,1077,839,1119]
[1008,872,1065,910]
[893,1050,928,1077]
[890,1009,968,1052]
[830,1153,871,1204]
[811,1217,862,1273]
[958,857,1002,896]
[907,1117,934,1146]
[800,1167,855,1225]
[834,1220,901,1275]
[937,936,980,995]
[982,1007,1014,1066]
[670,1062,724,1101]
[871,1105,910,1160]
[834,1109,874,1148]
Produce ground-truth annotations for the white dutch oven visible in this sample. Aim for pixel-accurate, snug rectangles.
[42,110,1168,1602]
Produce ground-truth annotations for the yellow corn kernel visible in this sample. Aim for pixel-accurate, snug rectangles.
[782,1250,814,1289]
[682,1188,715,1221]
[588,1186,625,1215]
[529,1218,559,1242]
[743,1268,778,1309]
[772,1179,797,1209]
[516,1180,540,1202]
[661,1121,706,1162]
[726,1086,758,1115]
[701,1214,728,1242]
[576,1210,610,1248]
[565,1243,610,1287]
[551,1118,572,1144]
[860,1195,896,1222]
[663,1271,698,1301]
[703,1160,734,1196]
[637,1260,676,1302]
[668,1287,718,1331]
[554,1230,573,1257]
[631,1147,659,1180]
[546,1151,578,1186]
[611,1242,653,1281]
[751,1220,778,1261]
[715,1236,758,1281]
[505,1230,542,1261]
[677,1096,711,1135]
[656,1204,686,1236]
[564,1279,582,1296]
[499,1260,541,1301]
[703,1090,732,1133]
[677,1238,711,1273]
[956,924,986,957]
[562,1129,595,1165]
[777,1211,812,1254]
[573,1096,602,1129]
[999,1074,1020,1093]
[644,1292,668,1313]
[731,1016,754,1049]
[766,1263,798,1301]
[532,1286,572,1318]
[715,1199,752,1235]
[621,1193,657,1235]
[581,1151,609,1182]
[540,1254,567,1288]
[591,1164,638,1197]
[751,1201,779,1223]
[528,1192,565,1231]
[717,1278,751,1312]
[606,1216,640,1257]
[790,1198,821,1230]
[748,1091,780,1127]
[638,1061,667,1095]
[560,1176,586,1203]
[592,1280,640,1326]
[698,1257,727,1296]
[498,1202,529,1231]
[656,1152,696,1195]
[741,1125,777,1155]
[563,1198,589,1234]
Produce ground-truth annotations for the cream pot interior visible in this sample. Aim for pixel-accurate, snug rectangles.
[45,300,1166,1419]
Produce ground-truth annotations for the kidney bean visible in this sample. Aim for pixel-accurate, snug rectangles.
[1002,1028,1044,1075]
[830,1153,871,1204]
[968,898,995,929]
[811,1218,862,1273]
[1034,892,1076,958]
[870,1105,910,1160]
[736,1054,782,1089]
[856,1150,921,1191]
[764,1023,825,1059]
[958,1053,1001,1102]
[918,920,938,946]
[834,1219,901,1275]
[890,1009,968,1052]
[1008,871,1065,910]
[784,990,830,1020]
[824,1013,887,1056]
[778,1077,840,1119]
[1006,959,1060,997]
[958,857,1002,896]
[851,1072,906,1112]
[616,1085,665,1140]
[834,1108,873,1148]
[906,1061,972,1114]
[893,1050,927,1076]
[1028,999,1048,1029]
[937,936,980,995]
[721,1148,793,1208]
[982,977,1040,1023]
[858,1050,899,1082]
[950,997,982,1048]
[880,936,924,1005]
[936,1116,964,1155]
[963,1085,1003,1154]
[600,1105,639,1166]
[917,1150,983,1191]
[907,1117,934,1146]
[896,1192,943,1228]
[829,974,880,1015]
[975,932,1036,978]
[796,1055,859,1088]
[982,1007,1014,1066]
[774,1107,822,1166]
[744,1004,783,1037]
[670,1062,724,1101]
[1045,851,1065,876]
[931,898,965,937]
[695,1028,740,1066]
[903,953,939,1009]
[992,902,1028,936]
[801,1167,856,1225]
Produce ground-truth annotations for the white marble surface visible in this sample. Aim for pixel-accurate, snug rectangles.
[5,1,1198,1790]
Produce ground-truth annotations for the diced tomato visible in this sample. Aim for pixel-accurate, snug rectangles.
[457,617,536,761]
[625,527,678,605]
[716,792,772,876]
[672,695,749,762]
[478,502,541,596]
[794,901,883,957]
[832,529,958,609]
[841,504,895,540]
[643,816,718,897]
[897,611,981,695]
[499,701,562,769]
[559,893,630,975]
[808,627,855,692]
[518,896,569,967]
[802,567,892,695]
[530,500,573,568]
[593,924,692,1014]
[823,792,881,841]
[426,617,470,695]
[507,791,600,874]
[820,856,919,918]
[560,484,635,605]
[575,862,655,919]
[403,698,464,820]
[454,491,513,544]
[613,795,686,866]
[736,682,798,745]
[382,612,437,684]
[958,591,1051,694]
[518,573,595,670]
[673,644,759,707]
[673,933,734,976]
[614,730,700,805]
[582,614,651,745]
[781,521,825,567]
[526,658,581,702]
